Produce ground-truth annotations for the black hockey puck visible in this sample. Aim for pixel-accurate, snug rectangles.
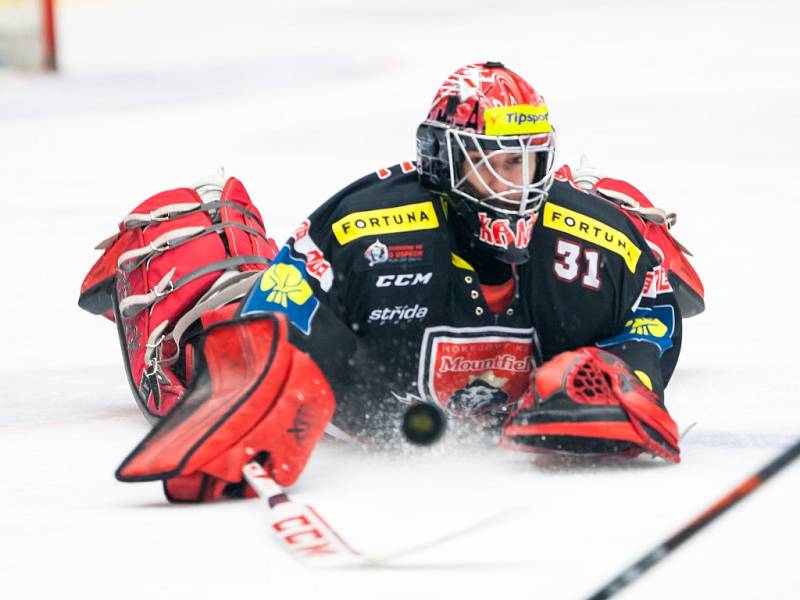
[402,403,446,446]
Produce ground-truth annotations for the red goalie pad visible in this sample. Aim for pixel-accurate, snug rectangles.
[116,313,335,493]
[501,348,680,463]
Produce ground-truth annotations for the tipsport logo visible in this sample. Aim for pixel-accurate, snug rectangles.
[483,104,552,136]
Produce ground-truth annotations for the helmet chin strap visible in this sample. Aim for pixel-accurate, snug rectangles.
[447,193,532,276]
[495,244,530,265]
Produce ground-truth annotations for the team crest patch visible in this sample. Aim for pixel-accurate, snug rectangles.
[240,246,319,335]
[417,326,537,416]
[597,304,675,355]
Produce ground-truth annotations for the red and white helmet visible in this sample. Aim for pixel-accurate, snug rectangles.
[416,62,556,218]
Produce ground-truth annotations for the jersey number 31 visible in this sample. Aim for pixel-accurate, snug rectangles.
[553,239,601,290]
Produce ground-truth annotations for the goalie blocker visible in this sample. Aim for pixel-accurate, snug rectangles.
[116,311,336,502]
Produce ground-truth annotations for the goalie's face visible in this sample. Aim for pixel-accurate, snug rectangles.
[463,149,539,204]
[450,131,555,217]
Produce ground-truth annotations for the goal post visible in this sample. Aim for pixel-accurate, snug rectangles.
[0,0,58,71]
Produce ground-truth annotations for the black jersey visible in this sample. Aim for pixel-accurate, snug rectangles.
[239,163,682,440]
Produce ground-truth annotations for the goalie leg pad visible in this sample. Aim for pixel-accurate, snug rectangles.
[115,312,335,492]
[501,348,680,462]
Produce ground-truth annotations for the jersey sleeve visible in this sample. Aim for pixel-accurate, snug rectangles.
[235,195,360,387]
[596,262,683,400]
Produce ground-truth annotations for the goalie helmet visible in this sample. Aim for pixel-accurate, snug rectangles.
[416,62,556,263]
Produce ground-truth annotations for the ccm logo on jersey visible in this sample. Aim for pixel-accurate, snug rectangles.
[478,213,535,249]
[542,203,642,272]
[332,202,439,245]
[368,304,428,323]
[375,272,432,287]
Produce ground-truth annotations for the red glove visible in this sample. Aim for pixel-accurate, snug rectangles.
[501,348,680,462]
[115,312,335,502]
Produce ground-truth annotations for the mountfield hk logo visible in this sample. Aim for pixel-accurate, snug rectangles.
[368,304,428,323]
[439,353,531,374]
[417,326,537,410]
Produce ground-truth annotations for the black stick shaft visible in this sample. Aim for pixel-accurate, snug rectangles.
[586,437,800,600]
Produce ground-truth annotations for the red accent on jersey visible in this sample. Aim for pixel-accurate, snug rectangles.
[480,279,515,314]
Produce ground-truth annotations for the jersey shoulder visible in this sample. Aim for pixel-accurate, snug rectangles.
[306,162,443,247]
[540,179,657,274]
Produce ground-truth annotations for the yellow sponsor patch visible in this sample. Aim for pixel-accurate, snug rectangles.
[543,203,642,272]
[332,201,439,245]
[484,104,552,136]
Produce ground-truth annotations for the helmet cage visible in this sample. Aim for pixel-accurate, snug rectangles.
[448,127,556,217]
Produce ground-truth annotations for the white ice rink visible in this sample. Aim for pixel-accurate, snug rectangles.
[1,1,798,598]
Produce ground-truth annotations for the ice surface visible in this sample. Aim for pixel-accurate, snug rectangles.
[1,1,798,598]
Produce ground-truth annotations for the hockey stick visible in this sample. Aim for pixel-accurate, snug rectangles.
[242,461,517,568]
[242,462,361,567]
[584,437,800,600]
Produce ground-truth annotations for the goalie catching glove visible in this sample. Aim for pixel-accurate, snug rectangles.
[115,311,335,502]
[501,347,680,462]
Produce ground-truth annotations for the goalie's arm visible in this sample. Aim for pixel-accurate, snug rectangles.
[501,270,683,462]
[595,277,683,401]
